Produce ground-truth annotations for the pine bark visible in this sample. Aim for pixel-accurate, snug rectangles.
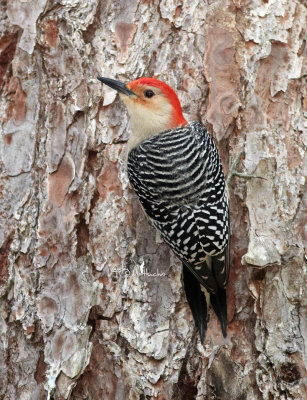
[0,1,306,399]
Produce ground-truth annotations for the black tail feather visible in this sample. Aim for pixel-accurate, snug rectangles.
[210,288,227,338]
[183,266,207,342]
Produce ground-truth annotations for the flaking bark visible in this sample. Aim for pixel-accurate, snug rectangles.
[0,1,306,399]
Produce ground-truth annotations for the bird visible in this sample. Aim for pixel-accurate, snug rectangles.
[97,76,230,342]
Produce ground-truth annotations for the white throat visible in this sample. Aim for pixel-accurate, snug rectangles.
[123,98,173,152]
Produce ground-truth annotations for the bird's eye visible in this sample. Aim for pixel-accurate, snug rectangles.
[144,89,155,98]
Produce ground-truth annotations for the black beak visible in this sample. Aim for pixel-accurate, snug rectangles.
[97,77,136,97]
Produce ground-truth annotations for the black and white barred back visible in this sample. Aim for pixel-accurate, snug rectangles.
[127,122,229,294]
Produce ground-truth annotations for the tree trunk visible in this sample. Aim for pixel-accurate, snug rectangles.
[0,1,306,399]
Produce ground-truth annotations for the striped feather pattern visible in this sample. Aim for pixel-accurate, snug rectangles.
[127,122,229,293]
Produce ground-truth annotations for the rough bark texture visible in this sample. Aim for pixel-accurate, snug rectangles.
[0,1,306,399]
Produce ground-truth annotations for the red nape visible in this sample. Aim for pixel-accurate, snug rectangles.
[128,77,187,128]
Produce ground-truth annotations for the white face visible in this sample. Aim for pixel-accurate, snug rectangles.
[120,85,173,151]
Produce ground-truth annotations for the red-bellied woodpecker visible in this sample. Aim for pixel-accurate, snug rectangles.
[98,76,230,342]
